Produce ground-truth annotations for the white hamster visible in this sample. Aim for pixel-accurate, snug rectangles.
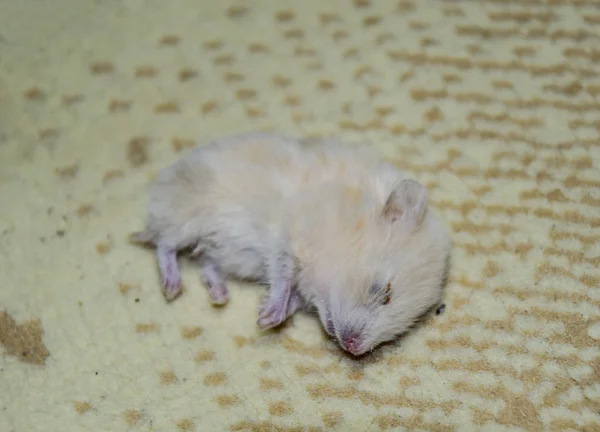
[131,132,452,356]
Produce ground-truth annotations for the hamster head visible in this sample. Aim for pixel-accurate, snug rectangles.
[302,178,451,356]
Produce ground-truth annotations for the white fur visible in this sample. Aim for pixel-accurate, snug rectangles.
[136,132,452,355]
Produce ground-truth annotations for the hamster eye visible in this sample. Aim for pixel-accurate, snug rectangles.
[370,281,384,296]
[382,282,392,305]
[372,281,392,305]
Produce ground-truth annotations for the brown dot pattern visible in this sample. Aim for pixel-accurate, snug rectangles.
[122,409,143,426]
[159,369,178,385]
[194,350,214,363]
[0,311,50,365]
[2,0,600,431]
[176,418,194,431]
[72,401,93,414]
[181,326,203,339]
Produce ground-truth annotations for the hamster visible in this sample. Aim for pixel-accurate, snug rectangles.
[131,131,452,356]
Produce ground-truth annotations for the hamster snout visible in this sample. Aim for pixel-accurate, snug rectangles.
[338,329,364,355]
[320,303,371,355]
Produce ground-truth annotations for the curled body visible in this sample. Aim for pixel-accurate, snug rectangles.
[132,131,452,356]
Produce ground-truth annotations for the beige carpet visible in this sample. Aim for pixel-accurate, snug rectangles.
[1,0,599,431]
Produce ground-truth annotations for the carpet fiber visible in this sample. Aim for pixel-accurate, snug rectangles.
[1,0,599,431]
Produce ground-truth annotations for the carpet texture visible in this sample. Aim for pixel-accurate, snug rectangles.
[1,0,599,431]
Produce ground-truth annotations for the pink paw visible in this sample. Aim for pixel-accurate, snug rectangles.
[208,283,229,306]
[162,275,182,301]
[257,296,287,330]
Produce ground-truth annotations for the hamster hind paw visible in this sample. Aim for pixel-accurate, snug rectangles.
[162,274,182,301]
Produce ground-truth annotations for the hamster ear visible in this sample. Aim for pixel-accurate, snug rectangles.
[382,179,428,230]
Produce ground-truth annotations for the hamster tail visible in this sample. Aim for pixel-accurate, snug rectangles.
[129,230,156,246]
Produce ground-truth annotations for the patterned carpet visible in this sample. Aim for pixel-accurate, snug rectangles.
[1,0,599,431]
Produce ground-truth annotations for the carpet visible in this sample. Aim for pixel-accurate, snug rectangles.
[1,0,599,431]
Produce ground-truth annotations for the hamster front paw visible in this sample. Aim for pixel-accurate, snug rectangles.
[257,297,288,329]
[257,289,303,318]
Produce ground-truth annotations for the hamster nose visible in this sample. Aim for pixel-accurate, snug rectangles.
[340,331,361,355]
